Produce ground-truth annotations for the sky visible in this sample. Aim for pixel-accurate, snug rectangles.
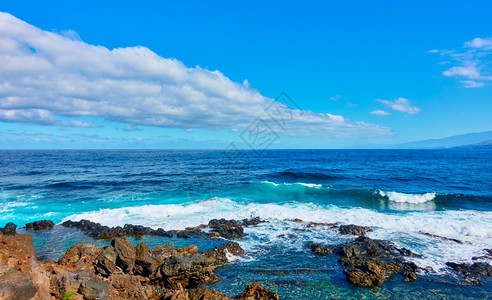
[0,1,491,149]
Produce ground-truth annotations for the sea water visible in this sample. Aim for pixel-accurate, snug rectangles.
[1,149,491,299]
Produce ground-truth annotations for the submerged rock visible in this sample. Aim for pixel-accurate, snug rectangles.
[25,220,55,231]
[446,261,492,286]
[339,224,373,236]
[307,236,420,287]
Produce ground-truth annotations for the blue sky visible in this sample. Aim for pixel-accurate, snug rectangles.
[0,1,491,149]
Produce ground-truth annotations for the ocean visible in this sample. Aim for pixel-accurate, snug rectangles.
[1,149,491,299]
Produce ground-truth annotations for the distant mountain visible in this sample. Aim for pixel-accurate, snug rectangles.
[453,139,492,149]
[358,131,492,149]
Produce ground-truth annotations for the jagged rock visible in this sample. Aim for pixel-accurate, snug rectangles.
[109,274,146,299]
[188,288,231,300]
[78,276,110,299]
[112,237,136,274]
[236,283,279,300]
[307,236,419,287]
[208,219,244,239]
[207,242,245,264]
[0,234,50,299]
[472,249,492,261]
[159,253,219,289]
[58,243,100,269]
[25,220,55,231]
[339,224,373,236]
[420,232,463,244]
[0,222,17,235]
[134,243,166,279]
[94,246,118,277]
[446,261,492,277]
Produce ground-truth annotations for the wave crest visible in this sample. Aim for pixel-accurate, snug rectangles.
[379,190,436,204]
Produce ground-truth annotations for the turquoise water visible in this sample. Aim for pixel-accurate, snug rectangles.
[1,149,491,298]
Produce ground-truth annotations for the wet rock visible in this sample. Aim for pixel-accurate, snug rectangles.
[0,222,17,235]
[25,220,54,231]
[111,237,136,274]
[236,283,279,300]
[0,233,50,299]
[306,243,333,256]
[308,236,419,287]
[472,249,492,261]
[446,261,492,277]
[420,231,463,244]
[339,224,373,236]
[212,226,244,239]
[207,242,245,264]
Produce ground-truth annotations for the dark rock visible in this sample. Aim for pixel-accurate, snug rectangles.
[236,283,279,300]
[472,249,492,261]
[94,246,117,277]
[25,220,54,231]
[0,222,17,235]
[111,237,136,274]
[339,224,373,236]
[133,242,164,278]
[308,236,420,287]
[159,253,218,288]
[420,231,463,244]
[212,226,244,239]
[207,242,245,264]
[446,261,492,277]
[78,276,109,299]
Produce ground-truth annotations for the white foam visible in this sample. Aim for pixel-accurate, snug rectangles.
[64,197,492,271]
[261,181,322,188]
[379,190,436,204]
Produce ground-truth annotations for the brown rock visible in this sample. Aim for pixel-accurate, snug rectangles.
[0,222,17,235]
[111,237,136,274]
[109,274,147,299]
[188,288,231,300]
[94,246,118,277]
[236,283,279,300]
[0,234,50,299]
[58,243,100,269]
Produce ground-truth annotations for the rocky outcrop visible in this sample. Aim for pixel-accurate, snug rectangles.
[446,261,492,286]
[62,218,265,240]
[0,222,17,235]
[339,224,373,236]
[25,220,55,231]
[307,236,419,287]
[236,283,280,300]
[0,233,50,299]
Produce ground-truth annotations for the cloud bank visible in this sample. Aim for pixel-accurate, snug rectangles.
[0,12,391,137]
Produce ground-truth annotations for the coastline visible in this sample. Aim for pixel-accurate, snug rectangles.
[1,218,491,299]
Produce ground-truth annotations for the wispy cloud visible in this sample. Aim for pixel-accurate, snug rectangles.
[370,110,391,116]
[0,12,391,138]
[379,98,421,115]
[430,37,492,88]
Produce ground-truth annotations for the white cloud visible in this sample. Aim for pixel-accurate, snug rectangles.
[0,12,391,138]
[464,37,492,50]
[370,110,391,116]
[379,98,421,115]
[431,37,492,88]
[329,95,341,101]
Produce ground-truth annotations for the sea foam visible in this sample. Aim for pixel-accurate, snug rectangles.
[379,190,436,204]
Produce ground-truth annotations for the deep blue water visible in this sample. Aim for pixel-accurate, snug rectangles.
[1,149,491,299]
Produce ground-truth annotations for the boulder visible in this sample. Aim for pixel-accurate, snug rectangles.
[236,283,279,300]
[25,220,55,231]
[94,246,118,277]
[0,222,17,235]
[109,274,146,299]
[339,224,373,236]
[111,237,136,274]
[58,243,100,269]
[0,234,50,299]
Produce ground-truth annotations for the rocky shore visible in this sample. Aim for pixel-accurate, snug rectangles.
[1,219,491,299]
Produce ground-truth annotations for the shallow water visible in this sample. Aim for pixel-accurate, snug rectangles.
[1,149,491,298]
